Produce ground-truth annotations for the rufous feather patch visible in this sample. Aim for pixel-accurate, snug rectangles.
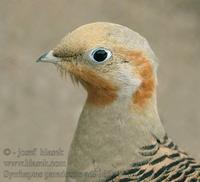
[117,49,155,108]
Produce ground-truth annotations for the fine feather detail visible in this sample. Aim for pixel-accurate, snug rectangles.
[56,64,80,85]
[106,136,200,182]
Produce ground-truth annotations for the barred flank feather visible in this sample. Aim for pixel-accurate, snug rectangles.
[106,136,200,182]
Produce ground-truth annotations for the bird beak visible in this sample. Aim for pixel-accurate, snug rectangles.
[36,50,60,64]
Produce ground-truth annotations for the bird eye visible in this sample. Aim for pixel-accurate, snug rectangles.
[89,48,112,63]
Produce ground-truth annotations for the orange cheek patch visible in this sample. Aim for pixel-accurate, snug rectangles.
[116,49,155,108]
[65,64,118,106]
[131,52,155,108]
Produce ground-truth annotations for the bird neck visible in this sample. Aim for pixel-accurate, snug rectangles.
[83,92,166,141]
[67,92,166,177]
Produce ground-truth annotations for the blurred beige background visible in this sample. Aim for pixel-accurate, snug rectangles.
[0,0,200,181]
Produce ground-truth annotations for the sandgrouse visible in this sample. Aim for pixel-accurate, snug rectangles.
[37,22,200,182]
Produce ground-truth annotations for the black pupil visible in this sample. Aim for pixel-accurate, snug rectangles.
[93,50,108,62]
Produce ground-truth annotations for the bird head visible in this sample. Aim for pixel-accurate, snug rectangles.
[37,22,158,108]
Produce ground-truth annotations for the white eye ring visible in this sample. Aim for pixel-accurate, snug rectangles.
[89,47,112,63]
